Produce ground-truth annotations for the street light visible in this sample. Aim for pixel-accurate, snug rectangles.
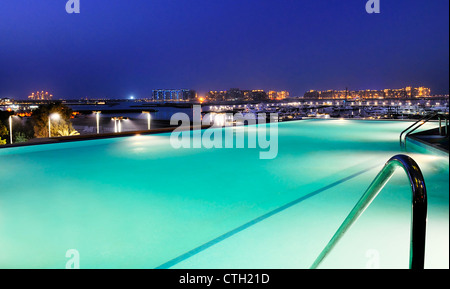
[49,113,60,138]
[111,117,124,133]
[143,111,151,130]
[93,111,101,134]
[112,117,117,133]
[9,115,13,144]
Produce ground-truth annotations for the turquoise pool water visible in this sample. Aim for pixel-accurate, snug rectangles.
[0,119,448,269]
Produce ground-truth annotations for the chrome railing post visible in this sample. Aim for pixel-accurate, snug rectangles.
[400,112,437,147]
[311,155,427,269]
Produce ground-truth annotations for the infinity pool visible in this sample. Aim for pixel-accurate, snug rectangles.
[0,120,448,269]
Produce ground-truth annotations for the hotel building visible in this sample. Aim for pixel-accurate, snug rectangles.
[152,89,196,102]
[304,86,431,100]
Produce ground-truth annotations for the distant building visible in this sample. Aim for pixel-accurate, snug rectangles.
[406,86,431,98]
[384,88,407,99]
[249,90,268,101]
[227,88,244,101]
[207,88,270,102]
[207,90,228,101]
[268,90,290,100]
[152,89,196,102]
[28,91,53,100]
[0,98,12,105]
[304,90,320,99]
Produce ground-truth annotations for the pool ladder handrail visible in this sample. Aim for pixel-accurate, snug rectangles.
[311,154,427,269]
[436,113,450,138]
[399,112,438,147]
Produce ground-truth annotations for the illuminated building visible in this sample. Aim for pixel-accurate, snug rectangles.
[0,98,12,105]
[152,89,196,102]
[268,91,277,100]
[268,90,290,100]
[249,90,268,101]
[28,91,53,100]
[304,87,431,100]
[207,90,228,101]
[384,88,407,99]
[207,89,270,101]
[408,87,431,98]
[304,90,320,99]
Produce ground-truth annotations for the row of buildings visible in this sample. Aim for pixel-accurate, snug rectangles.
[21,86,433,103]
[151,88,290,102]
[153,86,431,102]
[21,89,287,102]
[28,91,53,101]
[303,87,431,100]
[206,89,289,102]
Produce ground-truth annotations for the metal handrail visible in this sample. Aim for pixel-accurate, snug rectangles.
[311,155,428,269]
[400,113,437,147]
[405,113,450,139]
[437,113,449,137]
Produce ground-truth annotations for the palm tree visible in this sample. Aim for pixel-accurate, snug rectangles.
[57,127,80,136]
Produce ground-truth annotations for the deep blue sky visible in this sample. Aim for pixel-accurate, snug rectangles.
[0,0,448,99]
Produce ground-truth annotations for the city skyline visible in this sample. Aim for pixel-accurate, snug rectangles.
[0,0,449,99]
[3,85,442,102]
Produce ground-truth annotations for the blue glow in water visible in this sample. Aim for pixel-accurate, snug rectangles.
[0,120,447,269]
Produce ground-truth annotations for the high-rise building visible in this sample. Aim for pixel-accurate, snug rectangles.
[268,91,277,100]
[407,87,431,98]
[277,91,290,100]
[249,90,268,101]
[207,90,228,101]
[152,89,196,102]
[207,89,270,101]
[28,91,53,100]
[268,91,290,100]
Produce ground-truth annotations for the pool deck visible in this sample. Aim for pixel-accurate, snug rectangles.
[408,126,449,154]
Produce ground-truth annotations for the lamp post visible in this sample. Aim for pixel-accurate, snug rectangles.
[48,113,60,138]
[112,117,117,133]
[143,111,151,130]
[93,111,101,134]
[112,117,123,133]
[9,115,13,144]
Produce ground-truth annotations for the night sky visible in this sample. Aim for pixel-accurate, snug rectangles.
[0,0,448,99]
